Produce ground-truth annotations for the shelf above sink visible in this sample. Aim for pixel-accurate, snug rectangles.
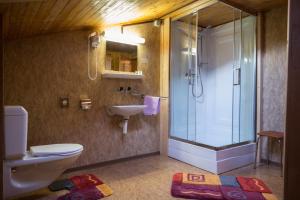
[102,70,144,79]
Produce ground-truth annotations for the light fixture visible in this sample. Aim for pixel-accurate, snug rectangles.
[102,29,145,45]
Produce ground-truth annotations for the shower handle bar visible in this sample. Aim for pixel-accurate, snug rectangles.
[233,67,241,85]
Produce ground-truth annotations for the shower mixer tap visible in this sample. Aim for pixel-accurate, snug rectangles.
[185,70,193,85]
[185,69,200,85]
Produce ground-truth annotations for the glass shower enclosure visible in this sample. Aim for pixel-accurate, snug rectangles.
[170,2,257,150]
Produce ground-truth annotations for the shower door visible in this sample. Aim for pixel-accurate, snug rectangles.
[170,13,198,142]
[232,11,257,144]
[170,5,256,149]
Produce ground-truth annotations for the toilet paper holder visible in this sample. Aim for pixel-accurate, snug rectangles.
[80,98,92,110]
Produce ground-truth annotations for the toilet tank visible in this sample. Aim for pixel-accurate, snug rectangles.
[4,106,28,159]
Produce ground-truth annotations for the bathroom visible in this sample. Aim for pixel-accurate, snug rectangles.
[0,0,298,199]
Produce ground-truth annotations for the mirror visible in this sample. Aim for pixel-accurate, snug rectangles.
[105,41,138,72]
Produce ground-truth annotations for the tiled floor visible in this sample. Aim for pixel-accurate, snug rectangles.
[14,155,284,200]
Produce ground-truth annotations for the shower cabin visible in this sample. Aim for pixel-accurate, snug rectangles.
[168,2,257,173]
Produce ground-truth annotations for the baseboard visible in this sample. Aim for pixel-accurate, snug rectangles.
[64,151,160,173]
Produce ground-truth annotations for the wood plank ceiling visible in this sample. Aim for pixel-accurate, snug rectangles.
[0,0,287,40]
[197,2,244,28]
[0,0,197,40]
[220,0,286,13]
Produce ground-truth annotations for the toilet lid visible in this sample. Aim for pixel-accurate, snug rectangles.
[30,144,83,156]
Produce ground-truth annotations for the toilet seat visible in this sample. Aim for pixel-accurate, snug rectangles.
[30,144,83,157]
[4,144,83,168]
[4,145,83,168]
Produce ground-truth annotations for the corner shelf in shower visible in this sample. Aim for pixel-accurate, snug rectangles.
[101,70,144,79]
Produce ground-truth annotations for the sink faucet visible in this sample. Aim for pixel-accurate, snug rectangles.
[115,87,144,98]
[116,86,131,93]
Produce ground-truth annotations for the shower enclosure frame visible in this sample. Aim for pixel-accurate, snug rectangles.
[167,1,257,173]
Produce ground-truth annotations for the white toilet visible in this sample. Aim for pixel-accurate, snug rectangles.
[3,106,83,199]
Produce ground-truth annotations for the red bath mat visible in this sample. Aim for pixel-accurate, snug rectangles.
[262,193,278,200]
[70,174,103,189]
[57,174,113,200]
[220,186,265,200]
[171,173,274,200]
[171,173,223,200]
[237,177,272,193]
[57,186,103,200]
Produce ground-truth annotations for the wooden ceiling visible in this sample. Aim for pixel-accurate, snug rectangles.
[0,0,287,40]
[220,0,287,13]
[0,0,197,40]
[178,2,250,28]
[197,2,241,28]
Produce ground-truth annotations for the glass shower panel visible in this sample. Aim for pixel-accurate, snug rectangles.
[195,8,238,147]
[170,14,197,140]
[195,26,208,144]
[232,13,256,143]
[187,14,198,142]
[232,9,242,144]
[239,15,256,142]
[170,2,256,148]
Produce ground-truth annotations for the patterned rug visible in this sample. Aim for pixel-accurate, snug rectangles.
[51,174,113,200]
[171,173,277,200]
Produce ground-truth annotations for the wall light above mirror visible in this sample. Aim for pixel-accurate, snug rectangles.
[102,29,145,46]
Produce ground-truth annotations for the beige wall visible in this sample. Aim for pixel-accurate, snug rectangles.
[4,23,160,168]
[260,5,288,163]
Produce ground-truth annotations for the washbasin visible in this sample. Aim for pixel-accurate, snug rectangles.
[108,105,147,119]
[107,105,147,134]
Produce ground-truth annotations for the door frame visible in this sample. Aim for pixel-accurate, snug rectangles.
[284,0,300,199]
[0,14,4,199]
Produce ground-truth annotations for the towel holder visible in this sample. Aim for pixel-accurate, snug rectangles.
[130,90,168,100]
[133,93,168,100]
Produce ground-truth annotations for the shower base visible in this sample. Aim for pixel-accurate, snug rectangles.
[168,138,256,174]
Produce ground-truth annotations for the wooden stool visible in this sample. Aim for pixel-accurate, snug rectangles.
[254,131,284,175]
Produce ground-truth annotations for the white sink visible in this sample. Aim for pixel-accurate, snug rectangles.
[108,105,147,119]
[107,105,147,134]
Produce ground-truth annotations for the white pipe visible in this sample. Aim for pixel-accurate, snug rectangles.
[119,119,129,134]
[123,119,128,134]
